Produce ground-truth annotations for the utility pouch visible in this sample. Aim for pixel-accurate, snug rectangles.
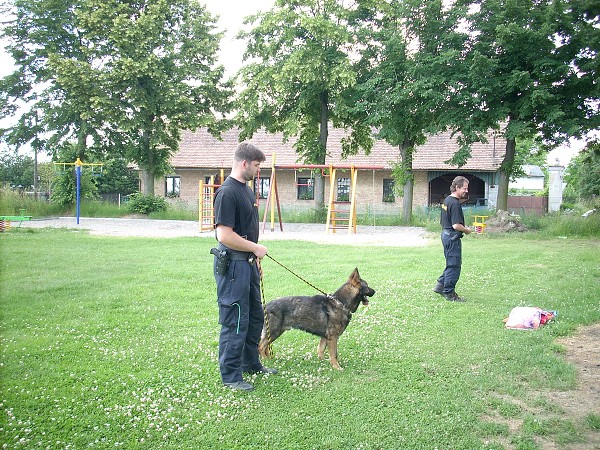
[451,232,464,241]
[210,247,229,276]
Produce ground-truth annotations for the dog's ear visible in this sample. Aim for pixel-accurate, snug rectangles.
[349,268,360,283]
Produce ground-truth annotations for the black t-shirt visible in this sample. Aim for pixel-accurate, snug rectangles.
[214,176,260,243]
[440,195,464,230]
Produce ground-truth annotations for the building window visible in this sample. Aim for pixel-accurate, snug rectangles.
[165,176,180,197]
[256,177,270,199]
[297,177,314,200]
[383,179,395,202]
[337,178,350,202]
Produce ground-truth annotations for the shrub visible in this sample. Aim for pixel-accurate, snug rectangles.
[51,170,98,207]
[127,193,167,215]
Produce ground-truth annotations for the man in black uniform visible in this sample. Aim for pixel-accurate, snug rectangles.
[213,142,277,391]
[433,176,472,302]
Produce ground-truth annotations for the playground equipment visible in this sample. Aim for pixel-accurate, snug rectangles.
[261,156,383,234]
[54,158,103,224]
[198,169,225,232]
[0,213,32,232]
[197,153,383,235]
[326,165,357,234]
[472,215,489,234]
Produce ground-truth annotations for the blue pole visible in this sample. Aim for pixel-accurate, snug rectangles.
[76,164,81,224]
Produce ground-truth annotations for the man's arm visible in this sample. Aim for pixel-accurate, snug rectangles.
[452,223,472,234]
[216,225,268,258]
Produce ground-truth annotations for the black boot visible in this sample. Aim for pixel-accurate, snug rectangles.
[443,291,465,302]
[433,282,444,295]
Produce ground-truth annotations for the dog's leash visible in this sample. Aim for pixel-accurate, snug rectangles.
[257,259,274,357]
[264,253,332,298]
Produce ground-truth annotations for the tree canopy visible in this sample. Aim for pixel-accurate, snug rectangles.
[358,0,469,221]
[446,0,600,209]
[564,140,600,203]
[0,0,232,194]
[234,0,376,208]
[1,0,598,212]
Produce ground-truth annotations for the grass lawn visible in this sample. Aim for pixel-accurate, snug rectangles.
[1,228,599,449]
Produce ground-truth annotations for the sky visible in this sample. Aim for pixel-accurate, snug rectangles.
[201,0,276,77]
[0,0,588,166]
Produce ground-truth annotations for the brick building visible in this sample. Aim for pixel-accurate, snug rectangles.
[146,127,506,214]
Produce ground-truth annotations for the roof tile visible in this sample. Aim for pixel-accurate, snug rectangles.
[174,128,506,171]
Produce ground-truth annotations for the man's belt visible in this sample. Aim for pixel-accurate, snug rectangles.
[442,229,463,240]
[217,243,256,262]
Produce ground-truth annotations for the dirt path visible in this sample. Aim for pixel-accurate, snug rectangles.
[20,217,432,246]
[549,323,600,449]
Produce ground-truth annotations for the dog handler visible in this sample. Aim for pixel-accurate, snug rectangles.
[212,142,277,392]
[433,176,472,302]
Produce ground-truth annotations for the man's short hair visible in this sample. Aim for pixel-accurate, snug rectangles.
[450,176,469,192]
[234,142,266,163]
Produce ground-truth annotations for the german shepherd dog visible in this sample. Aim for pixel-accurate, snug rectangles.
[258,268,375,370]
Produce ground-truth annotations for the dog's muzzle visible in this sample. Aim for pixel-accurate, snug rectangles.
[361,288,376,305]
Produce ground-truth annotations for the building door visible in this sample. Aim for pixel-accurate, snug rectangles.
[429,173,486,206]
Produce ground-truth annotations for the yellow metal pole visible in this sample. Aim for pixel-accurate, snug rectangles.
[349,166,357,234]
[270,153,276,232]
[198,180,204,231]
[326,166,336,233]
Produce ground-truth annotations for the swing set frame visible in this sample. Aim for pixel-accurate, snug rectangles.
[198,153,384,235]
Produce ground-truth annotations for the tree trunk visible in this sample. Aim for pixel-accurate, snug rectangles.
[33,145,38,199]
[399,140,414,223]
[141,169,155,196]
[402,176,414,223]
[314,90,329,212]
[76,119,88,160]
[496,136,516,211]
[141,130,155,195]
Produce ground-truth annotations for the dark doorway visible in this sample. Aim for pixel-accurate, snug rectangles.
[429,173,485,206]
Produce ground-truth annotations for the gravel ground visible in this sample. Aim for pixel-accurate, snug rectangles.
[20,217,433,246]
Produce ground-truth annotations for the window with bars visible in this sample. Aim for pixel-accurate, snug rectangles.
[383,178,395,202]
[165,176,180,197]
[337,177,350,201]
[256,177,270,199]
[297,177,314,200]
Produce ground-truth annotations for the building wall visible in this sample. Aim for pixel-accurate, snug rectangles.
[149,167,500,215]
[151,168,407,214]
[509,176,545,191]
[413,172,429,208]
[260,169,403,214]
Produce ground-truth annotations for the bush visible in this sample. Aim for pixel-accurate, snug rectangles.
[0,189,64,217]
[127,193,168,215]
[51,170,98,207]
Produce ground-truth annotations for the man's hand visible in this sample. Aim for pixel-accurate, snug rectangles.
[253,243,268,259]
[453,223,472,234]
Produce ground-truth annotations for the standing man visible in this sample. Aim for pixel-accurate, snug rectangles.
[213,142,277,391]
[433,176,472,302]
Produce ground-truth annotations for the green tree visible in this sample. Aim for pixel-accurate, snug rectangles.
[1,0,232,195]
[0,0,105,161]
[235,0,375,209]
[564,141,600,204]
[95,158,138,196]
[359,0,468,222]
[51,143,98,206]
[448,0,600,210]
[0,148,34,189]
[77,0,232,194]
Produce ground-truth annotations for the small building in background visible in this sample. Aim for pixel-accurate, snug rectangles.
[509,165,545,191]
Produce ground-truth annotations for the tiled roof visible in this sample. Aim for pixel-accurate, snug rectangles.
[174,128,506,171]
